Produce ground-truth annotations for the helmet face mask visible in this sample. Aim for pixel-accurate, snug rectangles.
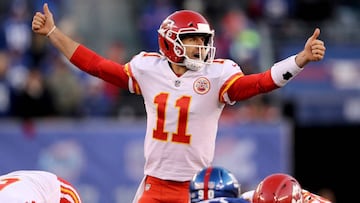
[189,166,241,203]
[158,10,216,71]
[182,43,214,71]
[252,173,304,203]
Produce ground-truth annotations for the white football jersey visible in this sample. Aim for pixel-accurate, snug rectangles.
[0,170,60,203]
[0,170,81,203]
[126,52,243,181]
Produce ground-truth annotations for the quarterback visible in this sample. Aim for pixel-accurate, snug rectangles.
[32,3,325,203]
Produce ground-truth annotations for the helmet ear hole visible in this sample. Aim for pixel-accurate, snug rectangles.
[174,45,184,56]
[164,40,169,50]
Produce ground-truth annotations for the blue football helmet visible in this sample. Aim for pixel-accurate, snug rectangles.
[190,166,241,203]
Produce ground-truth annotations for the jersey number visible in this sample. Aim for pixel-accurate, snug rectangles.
[153,93,191,144]
[0,178,20,191]
[198,189,215,200]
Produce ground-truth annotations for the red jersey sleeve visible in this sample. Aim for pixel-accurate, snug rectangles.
[70,45,129,89]
[227,69,279,101]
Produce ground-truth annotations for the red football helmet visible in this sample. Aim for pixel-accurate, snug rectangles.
[253,173,303,203]
[157,10,216,71]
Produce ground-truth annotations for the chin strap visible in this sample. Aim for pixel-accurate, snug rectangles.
[184,58,205,71]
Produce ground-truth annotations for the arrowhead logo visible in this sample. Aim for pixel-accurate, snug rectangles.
[282,72,293,80]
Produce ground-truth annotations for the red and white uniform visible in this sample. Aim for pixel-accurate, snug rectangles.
[69,45,301,203]
[70,46,301,182]
[127,52,244,181]
[0,170,81,203]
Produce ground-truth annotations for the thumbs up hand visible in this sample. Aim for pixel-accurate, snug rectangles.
[295,28,326,67]
[304,28,326,62]
[32,3,55,36]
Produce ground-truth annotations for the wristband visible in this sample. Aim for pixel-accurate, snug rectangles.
[46,25,56,37]
[270,55,302,87]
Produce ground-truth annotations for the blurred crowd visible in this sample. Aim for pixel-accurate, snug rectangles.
[0,0,359,121]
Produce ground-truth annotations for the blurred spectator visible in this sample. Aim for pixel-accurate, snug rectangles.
[29,32,48,68]
[263,0,289,25]
[103,41,125,111]
[137,0,178,52]
[0,51,14,117]
[0,0,32,60]
[182,0,205,13]
[12,67,55,119]
[221,94,281,124]
[216,9,261,74]
[82,76,115,117]
[105,41,146,118]
[103,41,146,119]
[0,0,33,93]
[47,55,83,117]
[76,40,146,118]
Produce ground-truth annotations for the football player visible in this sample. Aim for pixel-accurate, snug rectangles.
[190,168,332,203]
[251,173,332,203]
[32,3,325,203]
[190,166,248,203]
[0,170,81,203]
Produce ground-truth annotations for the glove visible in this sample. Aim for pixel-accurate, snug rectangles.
[302,190,332,203]
[240,190,254,202]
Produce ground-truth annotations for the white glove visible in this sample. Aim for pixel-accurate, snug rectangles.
[240,190,255,202]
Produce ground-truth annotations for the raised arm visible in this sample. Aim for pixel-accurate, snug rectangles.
[32,3,79,59]
[227,28,326,101]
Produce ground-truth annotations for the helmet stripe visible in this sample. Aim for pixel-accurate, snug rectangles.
[203,166,213,200]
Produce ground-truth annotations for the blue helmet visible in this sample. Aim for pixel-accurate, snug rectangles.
[189,166,241,203]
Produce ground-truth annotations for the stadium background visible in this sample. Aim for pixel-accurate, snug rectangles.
[1,0,359,202]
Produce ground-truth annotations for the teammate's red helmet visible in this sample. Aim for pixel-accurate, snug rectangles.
[253,173,303,203]
[157,10,215,70]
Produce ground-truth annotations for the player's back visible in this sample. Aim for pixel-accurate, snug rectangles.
[0,170,60,203]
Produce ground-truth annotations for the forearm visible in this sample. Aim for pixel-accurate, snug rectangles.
[228,55,302,101]
[47,26,80,60]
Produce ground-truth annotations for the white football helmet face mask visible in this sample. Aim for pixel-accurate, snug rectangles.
[158,10,216,71]
[178,33,216,71]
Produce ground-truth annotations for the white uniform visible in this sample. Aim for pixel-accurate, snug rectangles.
[126,52,243,181]
[0,170,81,203]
